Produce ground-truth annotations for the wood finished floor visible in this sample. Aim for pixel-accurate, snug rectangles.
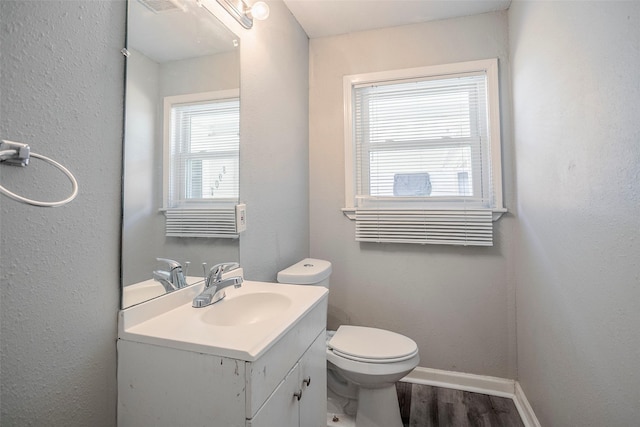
[395,382,525,427]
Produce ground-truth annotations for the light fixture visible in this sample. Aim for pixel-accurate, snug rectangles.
[215,0,269,29]
[247,1,269,20]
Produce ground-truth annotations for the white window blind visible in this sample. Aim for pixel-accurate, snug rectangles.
[355,209,493,246]
[163,91,240,238]
[344,60,504,246]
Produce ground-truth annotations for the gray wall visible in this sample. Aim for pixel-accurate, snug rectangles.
[509,1,640,425]
[0,1,125,425]
[235,0,310,281]
[309,11,517,379]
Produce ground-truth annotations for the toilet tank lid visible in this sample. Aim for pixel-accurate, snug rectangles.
[277,258,332,284]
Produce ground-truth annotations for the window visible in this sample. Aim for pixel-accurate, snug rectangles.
[344,59,504,246]
[163,90,240,238]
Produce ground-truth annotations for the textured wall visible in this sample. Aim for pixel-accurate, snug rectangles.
[509,2,640,425]
[0,1,125,425]
[309,11,517,378]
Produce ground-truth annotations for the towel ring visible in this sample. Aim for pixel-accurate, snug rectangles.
[0,142,79,208]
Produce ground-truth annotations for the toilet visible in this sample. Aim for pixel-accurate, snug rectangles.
[277,258,420,427]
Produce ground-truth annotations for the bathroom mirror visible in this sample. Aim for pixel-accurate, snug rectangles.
[121,0,240,308]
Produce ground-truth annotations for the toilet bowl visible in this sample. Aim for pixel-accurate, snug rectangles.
[326,330,359,416]
[327,325,419,427]
[278,259,420,427]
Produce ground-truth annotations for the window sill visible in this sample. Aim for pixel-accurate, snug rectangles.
[341,207,507,222]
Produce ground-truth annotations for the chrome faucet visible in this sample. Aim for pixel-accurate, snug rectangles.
[205,262,239,287]
[193,262,242,308]
[153,258,188,292]
[152,270,175,292]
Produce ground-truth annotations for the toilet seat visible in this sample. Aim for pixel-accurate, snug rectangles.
[331,348,418,363]
[326,347,420,379]
[328,325,418,364]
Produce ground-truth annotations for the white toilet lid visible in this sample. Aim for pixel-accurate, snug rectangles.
[328,325,418,363]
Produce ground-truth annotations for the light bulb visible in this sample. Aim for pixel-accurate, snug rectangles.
[249,1,269,21]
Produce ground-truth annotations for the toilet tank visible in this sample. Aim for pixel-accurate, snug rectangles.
[277,258,332,288]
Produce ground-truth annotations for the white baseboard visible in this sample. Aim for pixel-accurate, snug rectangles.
[402,366,516,398]
[401,367,541,427]
[513,382,541,427]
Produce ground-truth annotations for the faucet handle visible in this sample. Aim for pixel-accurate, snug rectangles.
[184,261,190,276]
[206,262,240,287]
[210,262,239,276]
[156,258,182,270]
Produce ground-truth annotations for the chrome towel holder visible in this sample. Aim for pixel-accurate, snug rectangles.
[0,140,78,207]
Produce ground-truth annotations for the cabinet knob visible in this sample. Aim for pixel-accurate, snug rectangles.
[302,376,311,387]
[293,389,303,401]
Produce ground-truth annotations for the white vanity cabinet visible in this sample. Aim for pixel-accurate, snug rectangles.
[117,285,327,427]
[249,331,326,427]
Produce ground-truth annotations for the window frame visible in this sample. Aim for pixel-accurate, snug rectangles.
[162,89,240,210]
[343,59,504,217]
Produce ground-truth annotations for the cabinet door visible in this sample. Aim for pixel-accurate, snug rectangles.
[248,363,300,427]
[299,331,327,427]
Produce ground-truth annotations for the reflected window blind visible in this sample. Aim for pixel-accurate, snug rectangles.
[166,96,239,238]
[352,71,494,246]
[165,208,238,238]
[169,98,239,205]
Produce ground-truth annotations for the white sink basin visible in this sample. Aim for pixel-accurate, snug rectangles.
[118,278,328,361]
[201,292,292,326]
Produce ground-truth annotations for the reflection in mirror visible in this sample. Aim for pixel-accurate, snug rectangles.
[122,0,240,308]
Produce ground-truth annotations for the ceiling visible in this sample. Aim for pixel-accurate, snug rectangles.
[128,0,237,63]
[128,0,512,62]
[282,0,512,38]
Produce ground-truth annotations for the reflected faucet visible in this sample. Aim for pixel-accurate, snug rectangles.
[153,258,188,292]
[193,262,242,308]
[152,270,175,292]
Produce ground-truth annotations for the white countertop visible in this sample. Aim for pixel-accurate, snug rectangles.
[118,277,328,361]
